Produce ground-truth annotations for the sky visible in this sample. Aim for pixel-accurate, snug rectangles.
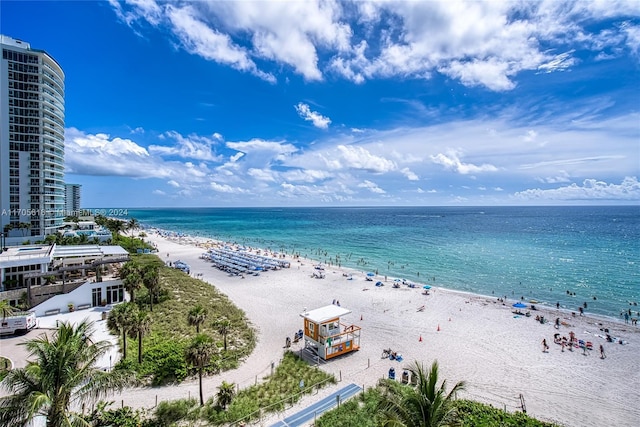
[2,0,639,208]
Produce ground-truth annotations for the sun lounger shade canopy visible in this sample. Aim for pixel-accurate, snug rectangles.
[300,305,352,323]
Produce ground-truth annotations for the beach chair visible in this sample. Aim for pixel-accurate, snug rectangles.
[586,341,593,350]
[401,370,409,384]
[388,367,396,380]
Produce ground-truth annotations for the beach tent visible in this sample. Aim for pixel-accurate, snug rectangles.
[513,302,527,308]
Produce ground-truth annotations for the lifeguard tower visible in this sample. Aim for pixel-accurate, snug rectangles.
[300,305,361,360]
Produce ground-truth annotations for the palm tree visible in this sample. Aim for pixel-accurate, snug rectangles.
[18,222,31,237]
[216,381,236,410]
[188,305,207,334]
[214,318,232,351]
[0,320,133,427]
[129,310,151,364]
[127,218,139,238]
[120,261,142,302]
[378,360,466,427]
[106,218,126,242]
[0,299,17,320]
[142,264,160,311]
[106,302,139,360]
[185,334,217,406]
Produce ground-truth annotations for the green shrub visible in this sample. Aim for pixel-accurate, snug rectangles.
[138,336,188,385]
[90,401,145,427]
[453,400,559,426]
[151,398,200,427]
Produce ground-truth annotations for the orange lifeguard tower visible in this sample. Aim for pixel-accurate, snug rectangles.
[300,305,361,360]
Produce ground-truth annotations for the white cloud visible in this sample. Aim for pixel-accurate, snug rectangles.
[430,150,499,175]
[440,58,516,91]
[295,103,332,129]
[64,127,153,177]
[358,180,385,194]
[109,0,639,91]
[165,4,275,83]
[536,171,572,184]
[149,131,222,161]
[537,52,577,74]
[513,177,640,201]
[316,145,396,174]
[67,105,639,206]
[209,181,248,194]
[400,168,419,181]
[523,130,538,143]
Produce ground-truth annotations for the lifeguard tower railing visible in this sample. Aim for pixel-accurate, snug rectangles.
[317,322,361,359]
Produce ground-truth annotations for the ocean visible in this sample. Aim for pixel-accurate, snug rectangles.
[124,206,639,320]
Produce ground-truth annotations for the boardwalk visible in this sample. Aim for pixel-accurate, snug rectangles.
[270,383,362,427]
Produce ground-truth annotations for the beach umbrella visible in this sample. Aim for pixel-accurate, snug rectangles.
[423,285,431,290]
[513,302,527,308]
[367,272,375,277]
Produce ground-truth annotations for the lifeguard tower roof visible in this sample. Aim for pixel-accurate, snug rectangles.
[300,305,351,323]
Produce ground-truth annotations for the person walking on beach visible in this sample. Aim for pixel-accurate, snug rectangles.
[542,338,549,352]
[599,344,606,359]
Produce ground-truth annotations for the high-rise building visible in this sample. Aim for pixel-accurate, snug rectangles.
[64,183,81,215]
[0,35,65,240]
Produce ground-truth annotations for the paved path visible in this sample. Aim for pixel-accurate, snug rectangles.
[270,383,362,427]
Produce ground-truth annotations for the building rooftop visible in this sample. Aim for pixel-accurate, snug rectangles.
[300,305,352,324]
[0,245,54,263]
[53,245,129,259]
[0,244,128,268]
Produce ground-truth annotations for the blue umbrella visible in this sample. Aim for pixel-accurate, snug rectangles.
[367,272,375,276]
[423,285,432,289]
[513,302,527,308]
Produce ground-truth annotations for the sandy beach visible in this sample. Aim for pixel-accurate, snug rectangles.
[106,231,639,427]
[3,230,639,427]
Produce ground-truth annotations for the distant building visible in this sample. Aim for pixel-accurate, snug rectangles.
[0,35,66,241]
[64,183,81,215]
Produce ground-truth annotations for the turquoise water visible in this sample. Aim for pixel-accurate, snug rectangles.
[124,206,639,319]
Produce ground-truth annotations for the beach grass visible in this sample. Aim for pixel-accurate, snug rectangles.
[118,351,335,425]
[115,255,256,385]
[315,386,561,427]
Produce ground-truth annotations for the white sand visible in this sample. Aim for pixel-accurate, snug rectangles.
[109,231,639,427]
[4,230,638,427]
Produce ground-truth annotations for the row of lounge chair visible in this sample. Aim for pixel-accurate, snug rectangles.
[201,247,291,275]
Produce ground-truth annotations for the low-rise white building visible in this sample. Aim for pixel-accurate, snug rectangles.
[0,244,129,308]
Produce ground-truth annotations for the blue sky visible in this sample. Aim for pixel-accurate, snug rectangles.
[3,1,639,207]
